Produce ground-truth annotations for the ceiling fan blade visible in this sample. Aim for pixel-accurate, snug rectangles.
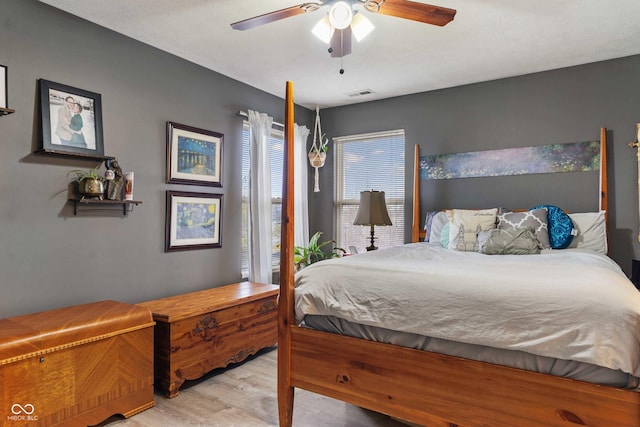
[231,2,324,31]
[375,0,456,26]
[330,27,352,58]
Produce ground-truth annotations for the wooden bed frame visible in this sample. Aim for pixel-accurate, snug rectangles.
[278,81,638,426]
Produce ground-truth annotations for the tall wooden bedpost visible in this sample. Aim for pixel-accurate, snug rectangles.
[599,127,609,240]
[278,81,296,427]
[412,144,421,243]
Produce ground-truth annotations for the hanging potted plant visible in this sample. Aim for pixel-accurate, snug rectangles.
[308,133,328,168]
[67,166,105,199]
[309,106,329,192]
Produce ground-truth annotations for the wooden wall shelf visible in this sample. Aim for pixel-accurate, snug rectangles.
[37,149,114,161]
[70,198,142,215]
[0,107,15,116]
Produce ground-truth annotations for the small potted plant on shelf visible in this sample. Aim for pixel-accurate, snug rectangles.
[67,166,104,199]
[294,231,345,270]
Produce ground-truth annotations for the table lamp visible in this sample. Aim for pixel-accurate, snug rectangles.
[353,190,392,251]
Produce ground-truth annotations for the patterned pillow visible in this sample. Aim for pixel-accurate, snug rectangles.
[423,211,439,242]
[478,227,541,255]
[447,208,498,252]
[532,205,575,249]
[497,208,550,249]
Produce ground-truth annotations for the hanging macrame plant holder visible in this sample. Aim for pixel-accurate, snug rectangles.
[308,106,326,192]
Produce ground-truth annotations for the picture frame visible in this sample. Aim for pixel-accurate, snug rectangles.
[0,65,7,109]
[165,190,223,252]
[37,79,105,159]
[167,121,223,187]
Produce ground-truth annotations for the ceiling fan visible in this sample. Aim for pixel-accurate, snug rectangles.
[231,0,456,59]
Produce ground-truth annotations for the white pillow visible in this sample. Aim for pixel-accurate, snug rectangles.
[568,211,608,254]
[447,208,498,252]
[429,211,449,244]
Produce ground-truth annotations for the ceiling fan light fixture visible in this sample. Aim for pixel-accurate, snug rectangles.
[312,15,334,44]
[351,12,374,42]
[328,1,353,30]
[364,0,383,13]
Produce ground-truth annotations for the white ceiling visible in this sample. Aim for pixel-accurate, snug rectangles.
[39,0,640,109]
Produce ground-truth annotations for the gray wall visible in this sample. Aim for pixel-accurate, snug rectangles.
[316,55,640,275]
[2,0,639,319]
[0,0,312,318]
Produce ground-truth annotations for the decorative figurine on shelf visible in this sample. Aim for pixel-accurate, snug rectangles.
[105,158,124,200]
[104,164,114,200]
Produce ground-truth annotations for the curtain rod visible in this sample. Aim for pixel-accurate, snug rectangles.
[237,110,284,129]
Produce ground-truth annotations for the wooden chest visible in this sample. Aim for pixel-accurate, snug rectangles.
[0,300,155,427]
[138,282,278,398]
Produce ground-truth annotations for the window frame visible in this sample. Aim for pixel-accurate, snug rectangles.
[334,129,406,252]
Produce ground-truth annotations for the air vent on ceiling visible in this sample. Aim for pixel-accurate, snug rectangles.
[347,89,375,97]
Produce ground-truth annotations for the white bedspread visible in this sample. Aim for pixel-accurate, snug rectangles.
[294,243,640,377]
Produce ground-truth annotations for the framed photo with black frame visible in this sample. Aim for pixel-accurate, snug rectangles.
[37,79,105,159]
[167,121,223,187]
[165,190,223,252]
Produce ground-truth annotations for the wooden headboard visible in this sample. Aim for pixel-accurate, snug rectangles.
[412,127,609,244]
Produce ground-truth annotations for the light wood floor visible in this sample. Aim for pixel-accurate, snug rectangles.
[96,347,411,427]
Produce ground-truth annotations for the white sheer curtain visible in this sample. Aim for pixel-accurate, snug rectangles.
[248,110,273,284]
[294,124,310,249]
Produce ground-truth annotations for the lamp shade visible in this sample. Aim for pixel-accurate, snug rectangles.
[312,15,334,44]
[351,12,374,42]
[353,190,393,226]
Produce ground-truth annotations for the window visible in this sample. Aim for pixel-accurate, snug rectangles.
[335,130,405,252]
[241,122,284,277]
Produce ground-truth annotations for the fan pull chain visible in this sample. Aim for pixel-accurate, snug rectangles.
[339,31,345,74]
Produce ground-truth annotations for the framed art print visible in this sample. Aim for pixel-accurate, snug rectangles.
[38,79,105,158]
[166,191,223,252]
[167,121,223,187]
[0,65,7,109]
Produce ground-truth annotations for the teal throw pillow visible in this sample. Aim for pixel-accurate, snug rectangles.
[440,222,450,248]
[531,205,574,249]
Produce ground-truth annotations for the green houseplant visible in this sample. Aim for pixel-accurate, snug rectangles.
[308,133,329,164]
[314,133,330,154]
[67,166,105,199]
[294,231,345,270]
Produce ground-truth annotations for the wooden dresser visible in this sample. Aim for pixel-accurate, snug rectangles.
[138,282,279,398]
[0,300,155,426]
